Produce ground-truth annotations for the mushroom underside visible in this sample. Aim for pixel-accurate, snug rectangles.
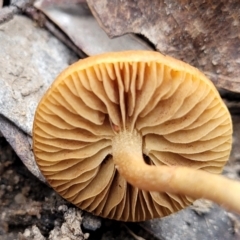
[33,52,232,221]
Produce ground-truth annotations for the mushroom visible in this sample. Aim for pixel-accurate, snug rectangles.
[33,51,240,222]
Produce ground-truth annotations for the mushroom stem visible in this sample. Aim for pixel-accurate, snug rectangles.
[112,130,240,214]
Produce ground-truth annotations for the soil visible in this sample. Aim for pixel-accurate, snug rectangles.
[0,137,66,239]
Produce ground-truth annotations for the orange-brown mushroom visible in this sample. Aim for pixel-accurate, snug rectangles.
[33,51,240,222]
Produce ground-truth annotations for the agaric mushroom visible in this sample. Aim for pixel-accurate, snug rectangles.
[33,51,240,222]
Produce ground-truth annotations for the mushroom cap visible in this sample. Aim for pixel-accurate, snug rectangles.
[33,51,232,222]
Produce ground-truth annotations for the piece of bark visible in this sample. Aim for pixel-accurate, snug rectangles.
[87,0,240,92]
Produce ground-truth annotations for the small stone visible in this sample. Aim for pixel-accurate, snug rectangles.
[22,225,45,240]
[23,229,31,237]
[14,193,26,204]
[21,186,31,196]
[6,185,13,192]
[6,169,13,175]
[49,207,88,240]
[82,212,102,231]
[58,205,68,212]
[3,161,12,167]
[13,175,20,184]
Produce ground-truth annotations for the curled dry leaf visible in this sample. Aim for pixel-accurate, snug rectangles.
[32,51,238,222]
[87,0,240,92]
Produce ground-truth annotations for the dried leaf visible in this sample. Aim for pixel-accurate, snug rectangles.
[0,15,77,179]
[0,0,35,24]
[141,203,239,240]
[0,115,45,182]
[87,0,240,92]
[34,1,152,56]
[0,15,76,135]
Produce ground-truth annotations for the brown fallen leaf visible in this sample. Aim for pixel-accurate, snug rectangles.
[87,0,240,92]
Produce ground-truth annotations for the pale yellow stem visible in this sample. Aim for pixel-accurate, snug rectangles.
[112,131,240,214]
